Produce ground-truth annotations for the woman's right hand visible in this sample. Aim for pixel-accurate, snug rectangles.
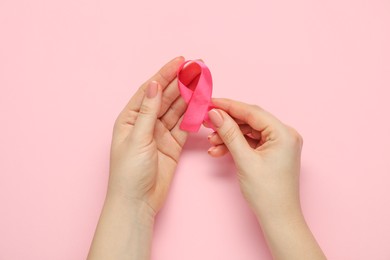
[206,98,303,219]
[206,98,326,260]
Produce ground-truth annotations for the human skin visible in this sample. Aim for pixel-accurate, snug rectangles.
[206,100,327,260]
[87,56,195,260]
[87,56,326,260]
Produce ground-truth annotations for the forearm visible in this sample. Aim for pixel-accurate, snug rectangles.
[87,193,155,260]
[256,208,326,260]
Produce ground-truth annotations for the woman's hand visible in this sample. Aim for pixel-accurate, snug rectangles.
[206,98,303,219]
[206,98,326,260]
[88,56,201,260]
[108,56,201,215]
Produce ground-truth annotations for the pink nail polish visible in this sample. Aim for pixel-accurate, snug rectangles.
[207,132,216,140]
[147,81,158,98]
[207,146,216,153]
[208,109,223,128]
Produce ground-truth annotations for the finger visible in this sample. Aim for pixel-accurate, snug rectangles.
[158,59,203,117]
[157,78,181,118]
[211,98,282,133]
[208,124,250,146]
[203,116,246,128]
[208,133,260,158]
[208,126,260,146]
[239,124,262,140]
[160,96,188,130]
[170,115,188,148]
[208,108,251,160]
[207,144,229,157]
[154,120,182,162]
[131,81,162,141]
[207,132,219,145]
[125,56,185,113]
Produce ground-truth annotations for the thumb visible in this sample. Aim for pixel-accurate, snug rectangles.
[132,81,162,141]
[208,108,251,160]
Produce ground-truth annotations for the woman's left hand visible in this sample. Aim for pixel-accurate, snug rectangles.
[107,56,200,215]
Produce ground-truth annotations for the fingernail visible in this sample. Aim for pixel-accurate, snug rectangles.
[147,81,158,98]
[208,109,223,128]
[207,132,216,140]
[208,146,217,153]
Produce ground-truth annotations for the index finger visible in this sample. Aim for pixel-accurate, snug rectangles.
[125,56,185,112]
[211,98,283,132]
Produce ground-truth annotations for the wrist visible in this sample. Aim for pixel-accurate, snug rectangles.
[104,191,156,229]
[87,189,155,260]
[255,204,308,244]
[253,200,304,227]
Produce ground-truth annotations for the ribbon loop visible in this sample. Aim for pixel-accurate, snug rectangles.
[177,60,213,132]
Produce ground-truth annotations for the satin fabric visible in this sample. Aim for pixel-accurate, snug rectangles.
[177,60,214,132]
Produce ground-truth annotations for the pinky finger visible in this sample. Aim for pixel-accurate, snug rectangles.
[207,144,229,157]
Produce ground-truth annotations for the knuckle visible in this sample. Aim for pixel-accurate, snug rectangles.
[128,111,138,123]
[222,125,239,145]
[157,71,170,86]
[161,95,174,110]
[114,111,138,129]
[139,104,154,116]
[247,110,262,130]
[247,109,258,123]
[247,104,263,121]
[251,104,267,114]
[284,125,303,147]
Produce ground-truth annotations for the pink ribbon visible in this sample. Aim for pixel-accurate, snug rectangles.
[177,60,214,132]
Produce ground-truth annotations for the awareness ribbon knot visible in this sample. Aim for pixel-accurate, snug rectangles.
[177,60,214,132]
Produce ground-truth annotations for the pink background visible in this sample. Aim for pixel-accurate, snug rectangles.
[1,0,389,259]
